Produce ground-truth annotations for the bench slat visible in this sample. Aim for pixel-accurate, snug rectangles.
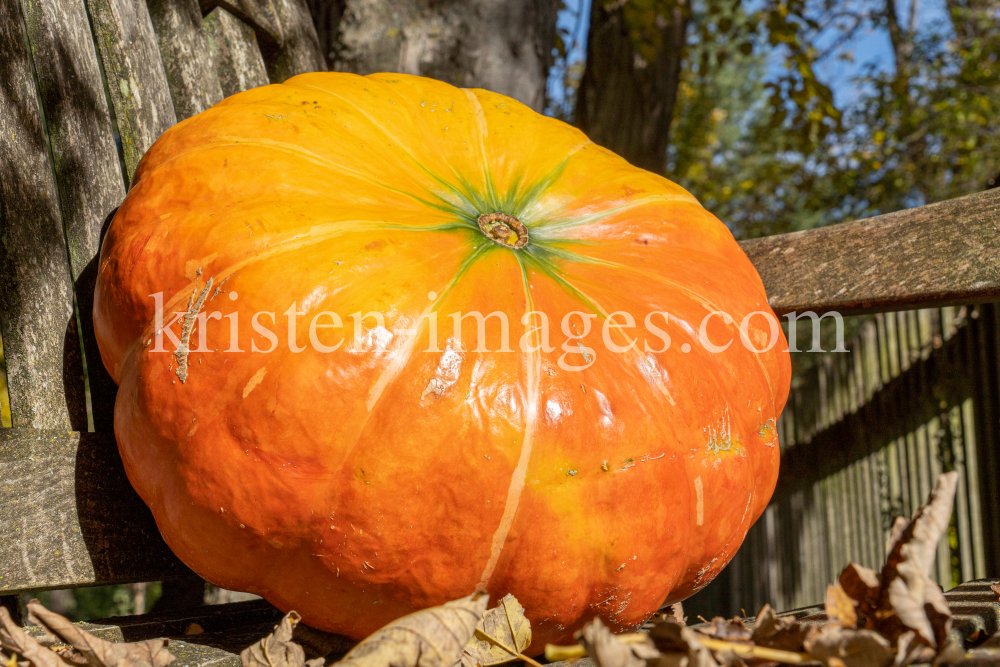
[203,7,271,97]
[149,0,226,121]
[17,0,130,431]
[0,429,193,594]
[739,188,1000,317]
[199,0,325,82]
[201,0,281,49]
[0,0,81,429]
[18,0,126,281]
[85,0,177,180]
[264,0,326,82]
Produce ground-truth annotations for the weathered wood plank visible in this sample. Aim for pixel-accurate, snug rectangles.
[264,0,325,82]
[84,0,177,180]
[0,0,80,429]
[17,0,128,430]
[200,0,281,48]
[18,0,125,279]
[740,188,1000,316]
[0,429,194,593]
[200,0,324,82]
[203,7,270,96]
[148,0,225,120]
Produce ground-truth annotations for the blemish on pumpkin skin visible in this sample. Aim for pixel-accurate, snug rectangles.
[419,344,462,406]
[704,407,743,455]
[758,418,777,446]
[175,278,213,384]
[185,254,218,281]
[243,366,268,398]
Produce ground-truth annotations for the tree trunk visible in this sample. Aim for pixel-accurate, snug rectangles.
[576,1,687,173]
[309,0,560,113]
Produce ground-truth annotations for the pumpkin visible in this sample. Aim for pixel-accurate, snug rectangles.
[94,72,791,649]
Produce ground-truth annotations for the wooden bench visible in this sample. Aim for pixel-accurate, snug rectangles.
[2,0,1000,661]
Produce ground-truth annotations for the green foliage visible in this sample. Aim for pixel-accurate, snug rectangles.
[666,1,836,238]
[834,0,1000,217]
[29,583,163,622]
[665,0,999,239]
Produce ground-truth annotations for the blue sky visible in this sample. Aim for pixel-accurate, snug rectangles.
[808,0,953,107]
[551,0,954,111]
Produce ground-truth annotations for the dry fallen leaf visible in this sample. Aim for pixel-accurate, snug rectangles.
[891,630,936,667]
[26,601,176,667]
[578,618,661,667]
[805,626,893,667]
[825,584,859,629]
[337,593,488,667]
[2,601,176,667]
[873,472,958,648]
[0,607,63,667]
[838,564,880,623]
[242,611,322,667]
[666,604,686,627]
[750,605,811,652]
[884,518,908,556]
[651,618,726,667]
[550,616,808,667]
[695,618,750,642]
[991,583,1000,600]
[461,595,531,667]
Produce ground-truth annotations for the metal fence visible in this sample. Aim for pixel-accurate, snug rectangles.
[687,303,1000,619]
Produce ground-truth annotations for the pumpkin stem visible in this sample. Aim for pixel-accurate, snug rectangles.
[477,212,528,249]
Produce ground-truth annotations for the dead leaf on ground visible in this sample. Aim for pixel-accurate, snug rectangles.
[648,617,724,667]
[838,564,880,622]
[666,604,686,627]
[337,593,487,667]
[242,611,321,667]
[578,618,661,667]
[805,625,893,667]
[873,472,958,648]
[695,618,750,642]
[0,607,64,667]
[750,605,811,652]
[884,518,908,556]
[991,583,1000,600]
[890,630,945,667]
[461,595,530,667]
[826,584,859,629]
[25,601,176,667]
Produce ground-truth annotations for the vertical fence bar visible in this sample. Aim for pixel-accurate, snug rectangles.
[951,405,975,583]
[884,313,900,378]
[961,397,987,579]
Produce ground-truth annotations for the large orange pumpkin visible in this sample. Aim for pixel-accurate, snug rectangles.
[94,72,790,649]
